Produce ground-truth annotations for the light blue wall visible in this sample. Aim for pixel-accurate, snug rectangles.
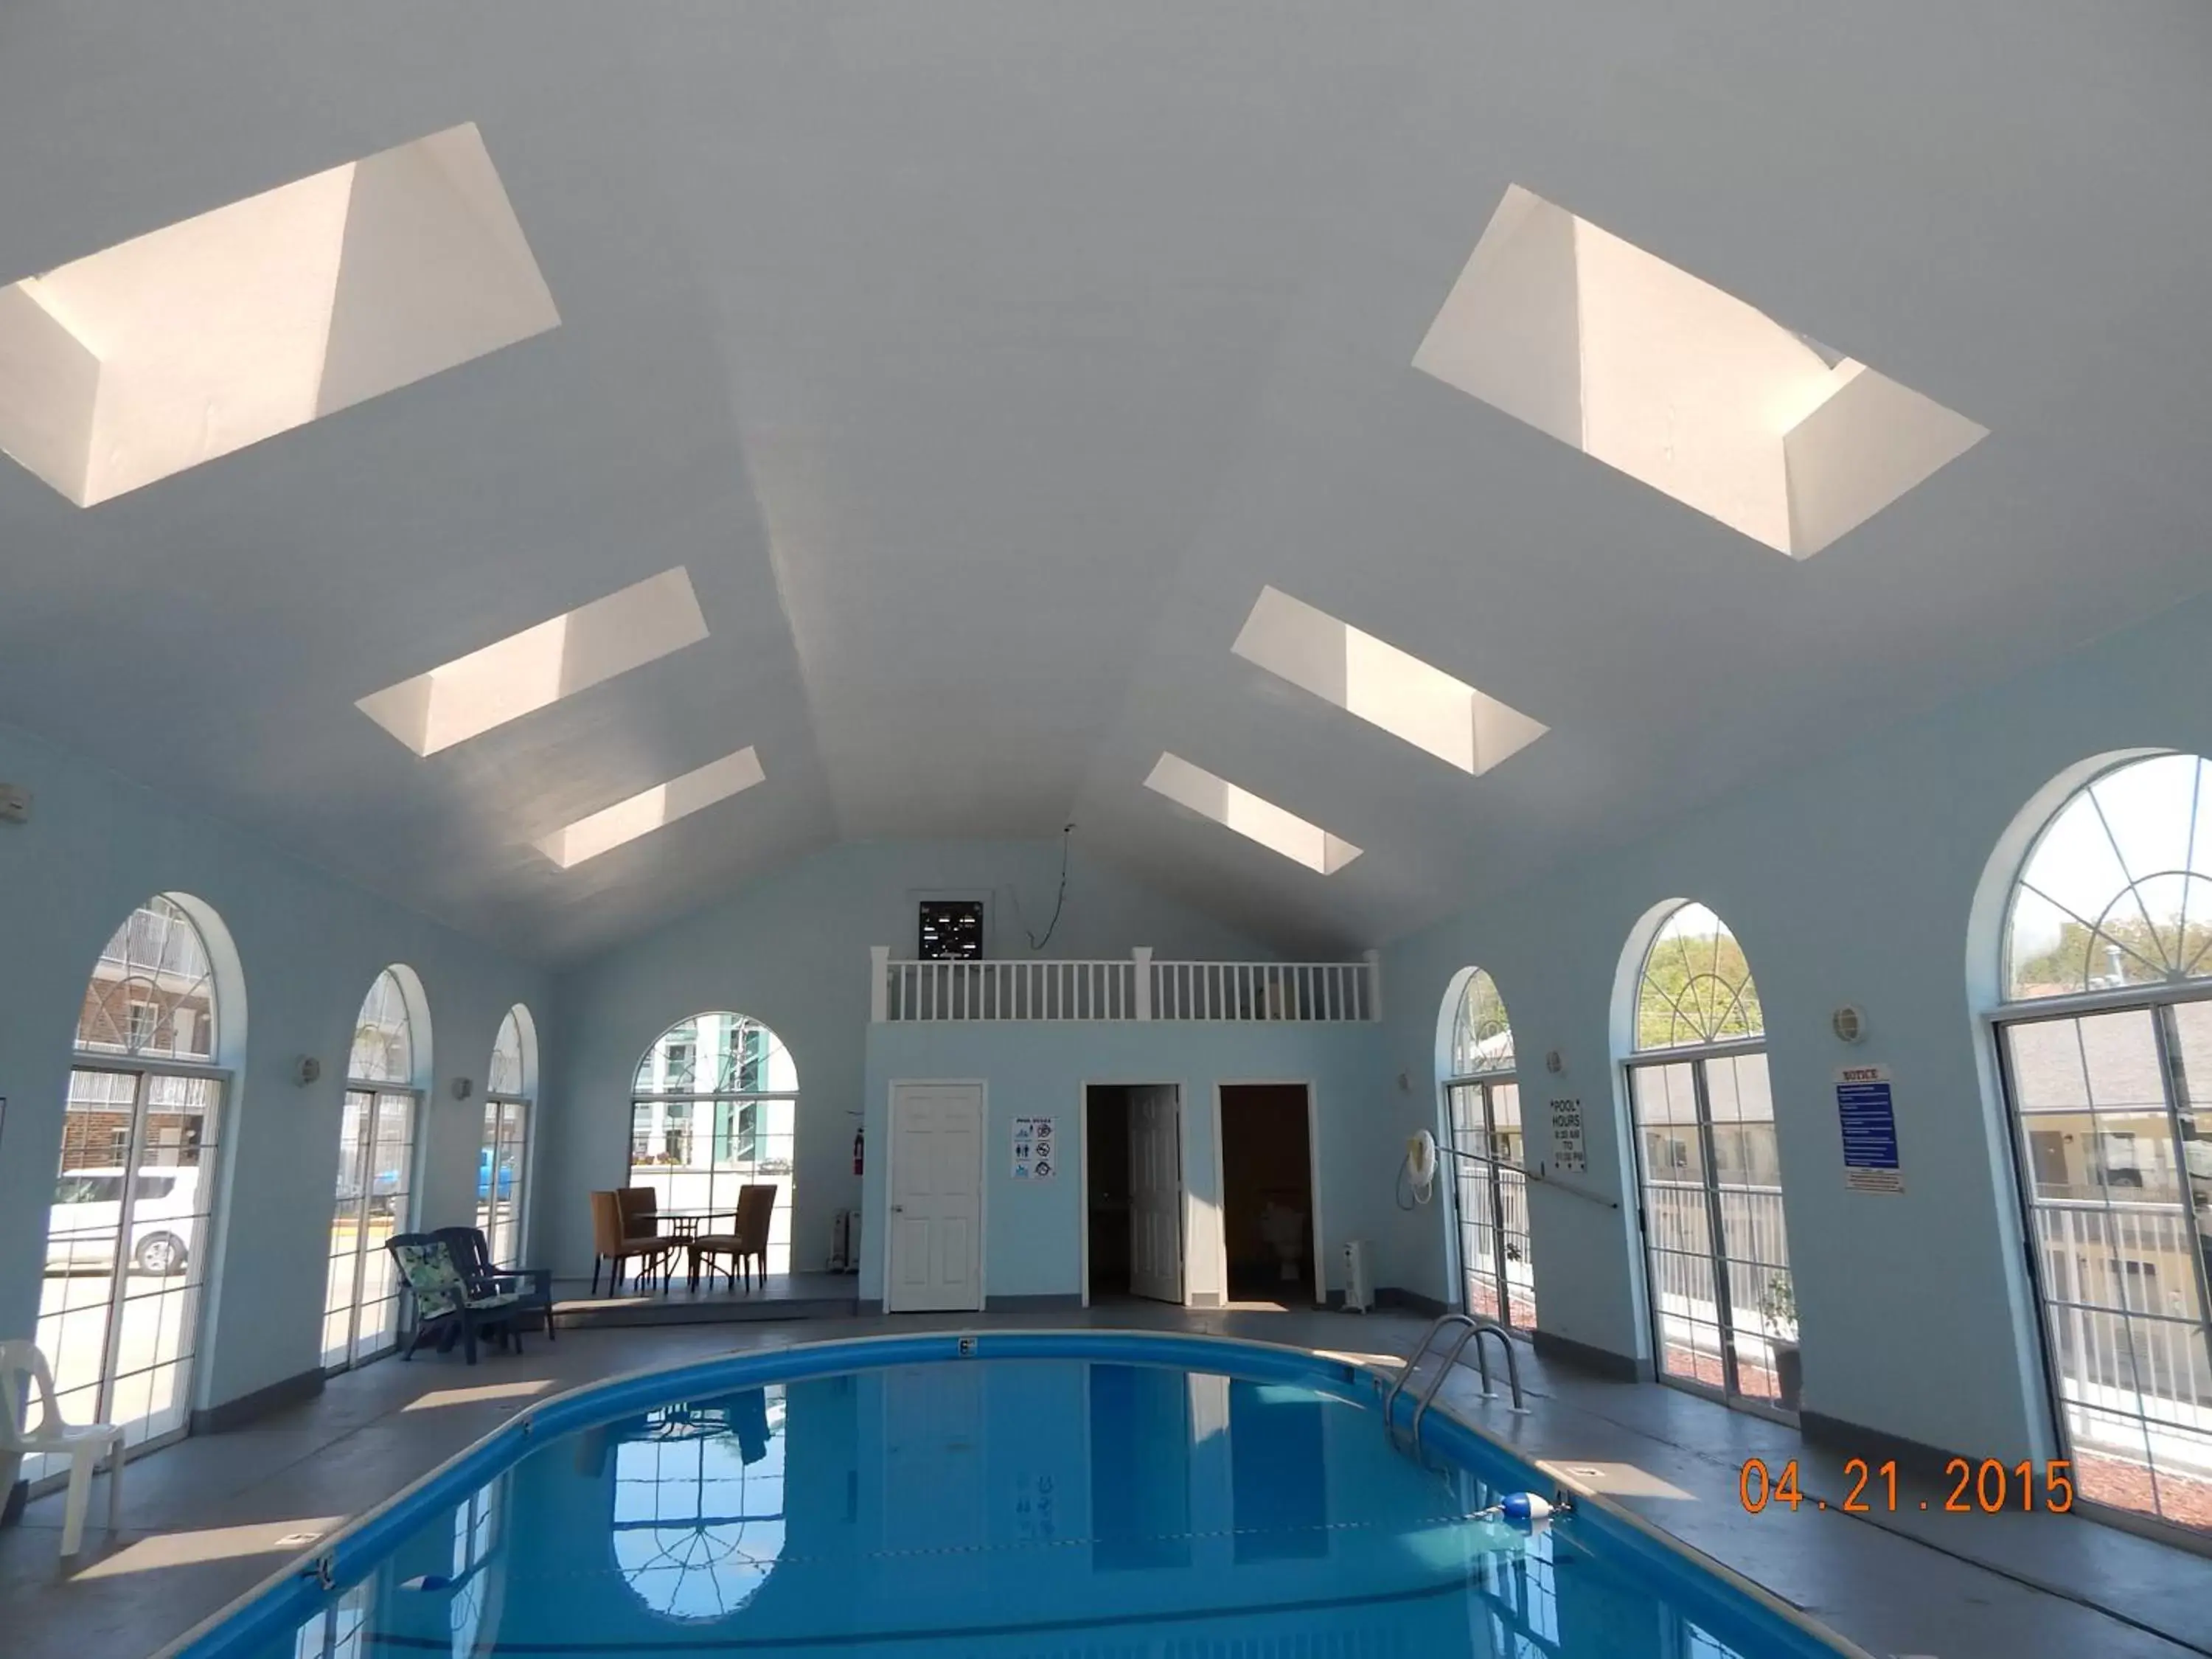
[1374,583,2212,1461]
[0,720,547,1411]
[541,841,1280,1279]
[15,576,2211,1476]
[860,1020,1388,1304]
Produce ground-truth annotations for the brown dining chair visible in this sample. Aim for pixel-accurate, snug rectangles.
[590,1188,673,1294]
[686,1184,776,1293]
[620,1187,678,1291]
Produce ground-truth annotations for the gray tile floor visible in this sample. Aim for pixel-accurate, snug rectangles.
[0,1307,2204,1659]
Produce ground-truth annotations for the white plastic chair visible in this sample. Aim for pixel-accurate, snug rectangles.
[0,1340,125,1557]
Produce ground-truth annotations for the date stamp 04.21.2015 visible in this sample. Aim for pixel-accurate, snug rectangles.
[1739,1456,2076,1514]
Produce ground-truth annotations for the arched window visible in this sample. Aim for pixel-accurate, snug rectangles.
[630,1015,797,1277]
[446,1475,507,1659]
[1624,903,1797,1416]
[324,967,426,1371]
[479,1006,535,1264]
[612,1389,785,1618]
[286,1582,372,1659]
[1992,754,2212,1536]
[1438,970,1536,1330]
[35,894,230,1480]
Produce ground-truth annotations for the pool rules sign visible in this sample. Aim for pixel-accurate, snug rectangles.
[1836,1065,1903,1193]
[1012,1115,1057,1180]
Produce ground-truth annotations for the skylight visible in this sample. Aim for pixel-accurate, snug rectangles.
[1143,753,1360,874]
[0,122,558,507]
[1232,585,1545,774]
[358,568,709,756]
[537,748,765,869]
[1413,186,1986,558]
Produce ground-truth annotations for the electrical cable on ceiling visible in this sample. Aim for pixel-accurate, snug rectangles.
[1025,823,1074,950]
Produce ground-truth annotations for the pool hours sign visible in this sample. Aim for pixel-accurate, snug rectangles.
[1548,1098,1587,1175]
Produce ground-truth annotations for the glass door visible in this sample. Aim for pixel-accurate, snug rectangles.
[322,1088,418,1370]
[2001,1004,2212,1528]
[1630,1050,1793,1411]
[478,1096,529,1264]
[1444,1079,1538,1330]
[33,1065,221,1481]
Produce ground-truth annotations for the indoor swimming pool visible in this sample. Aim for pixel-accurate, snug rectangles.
[171,1334,1861,1659]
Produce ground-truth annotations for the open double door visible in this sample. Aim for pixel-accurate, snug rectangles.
[1088,1084,1185,1305]
[1127,1085,1185,1303]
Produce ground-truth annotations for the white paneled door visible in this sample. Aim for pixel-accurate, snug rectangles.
[886,1082,984,1312]
[1127,1085,1185,1304]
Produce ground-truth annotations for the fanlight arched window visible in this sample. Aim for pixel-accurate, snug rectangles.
[1439,970,1535,1329]
[613,1390,785,1619]
[349,970,414,1083]
[2005,751,2212,998]
[77,893,218,1060]
[630,1014,798,1277]
[35,894,230,1481]
[1634,902,1764,1050]
[1449,968,1517,1077]
[324,968,425,1370]
[1992,753,2212,1537]
[1623,902,1795,1416]
[479,1006,535,1263]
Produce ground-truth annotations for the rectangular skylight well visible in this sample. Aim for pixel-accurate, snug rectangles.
[1143,752,1361,874]
[537,748,765,869]
[357,567,709,756]
[0,122,558,507]
[1232,585,1546,774]
[1413,185,1986,557]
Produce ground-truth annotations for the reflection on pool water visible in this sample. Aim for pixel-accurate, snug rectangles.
[277,1359,1799,1658]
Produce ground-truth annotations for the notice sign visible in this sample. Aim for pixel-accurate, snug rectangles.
[1548,1098,1587,1175]
[1836,1065,1902,1193]
[1012,1115,1057,1180]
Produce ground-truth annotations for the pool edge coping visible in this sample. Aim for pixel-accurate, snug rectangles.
[150,1327,1878,1659]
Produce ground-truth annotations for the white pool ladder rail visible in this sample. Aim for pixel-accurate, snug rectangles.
[1383,1312,1529,1458]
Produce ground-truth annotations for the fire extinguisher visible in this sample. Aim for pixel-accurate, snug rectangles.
[853,1127,864,1177]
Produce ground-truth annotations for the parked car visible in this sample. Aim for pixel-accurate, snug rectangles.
[478,1146,515,1203]
[335,1166,406,1211]
[46,1166,199,1276]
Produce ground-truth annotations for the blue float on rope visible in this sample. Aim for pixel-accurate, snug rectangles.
[1496,1492,1554,1525]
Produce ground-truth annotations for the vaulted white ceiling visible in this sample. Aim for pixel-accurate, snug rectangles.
[3,3,2210,962]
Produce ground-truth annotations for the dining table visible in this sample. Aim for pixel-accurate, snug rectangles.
[644,1208,739,1290]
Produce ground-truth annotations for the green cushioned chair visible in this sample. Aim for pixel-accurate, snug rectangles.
[386,1232,522,1364]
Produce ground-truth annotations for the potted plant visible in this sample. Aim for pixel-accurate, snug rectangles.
[1760,1271,1802,1413]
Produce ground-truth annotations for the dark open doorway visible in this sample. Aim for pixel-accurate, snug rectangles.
[1219,1083,1317,1306]
[1085,1084,1183,1304]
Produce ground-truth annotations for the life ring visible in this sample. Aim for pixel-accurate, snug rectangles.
[1404,1129,1439,1201]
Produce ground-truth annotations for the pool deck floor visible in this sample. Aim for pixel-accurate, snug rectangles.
[0,1304,2205,1659]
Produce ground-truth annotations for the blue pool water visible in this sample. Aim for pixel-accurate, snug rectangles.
[189,1336,1851,1659]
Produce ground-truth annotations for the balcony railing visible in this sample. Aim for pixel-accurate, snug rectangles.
[870,947,1380,1023]
[2032,1199,2212,1416]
